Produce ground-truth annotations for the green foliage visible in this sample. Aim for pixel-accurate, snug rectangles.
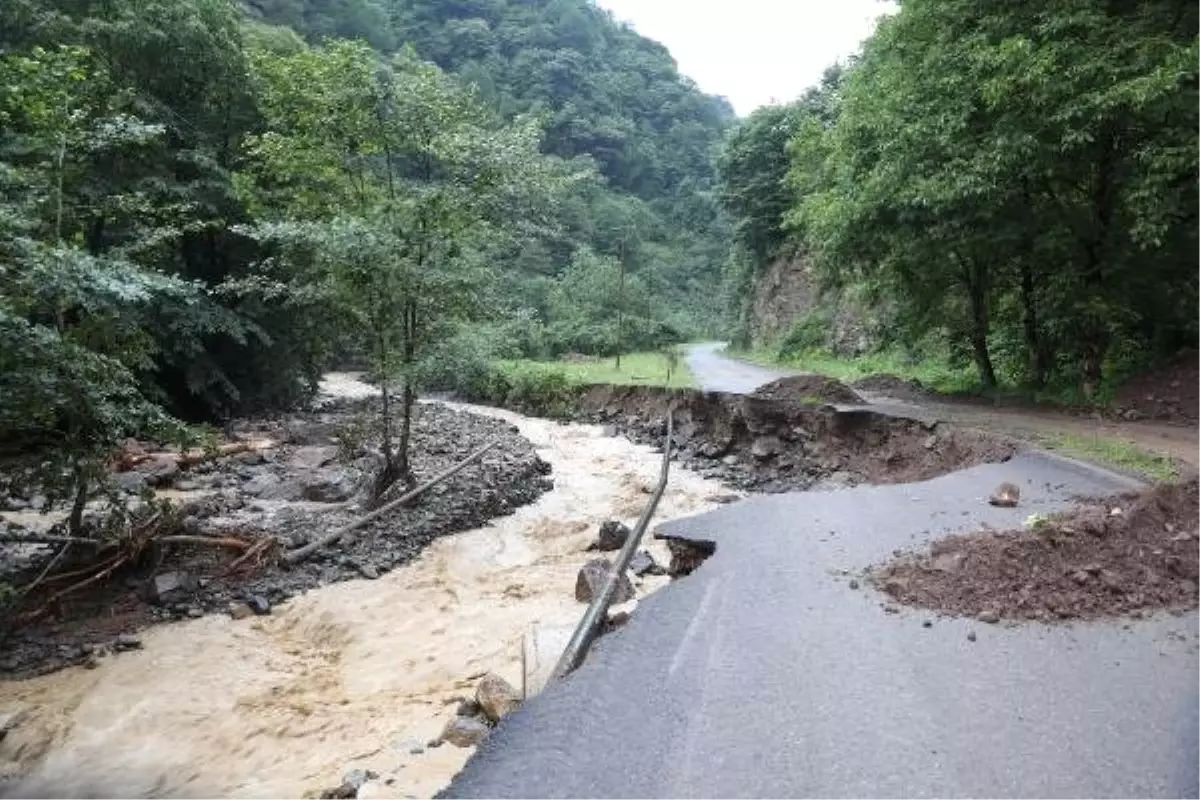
[724,0,1198,399]
[247,0,738,339]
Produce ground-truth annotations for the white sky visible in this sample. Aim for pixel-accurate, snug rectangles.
[594,0,896,116]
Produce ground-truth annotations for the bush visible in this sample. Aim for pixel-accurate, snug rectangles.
[777,310,832,361]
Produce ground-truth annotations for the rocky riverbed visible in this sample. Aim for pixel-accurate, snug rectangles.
[0,378,737,798]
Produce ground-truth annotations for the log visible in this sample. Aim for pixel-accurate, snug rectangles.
[282,440,499,565]
[115,439,275,472]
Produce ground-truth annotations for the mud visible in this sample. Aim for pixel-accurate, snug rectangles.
[751,375,863,405]
[1113,351,1198,424]
[0,393,736,799]
[871,479,1200,622]
[577,385,1020,493]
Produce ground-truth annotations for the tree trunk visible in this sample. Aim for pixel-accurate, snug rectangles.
[961,258,997,389]
[1019,261,1047,388]
[397,379,415,488]
[67,466,88,538]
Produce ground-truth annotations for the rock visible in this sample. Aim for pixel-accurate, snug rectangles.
[601,425,618,437]
[475,673,521,723]
[987,482,1020,508]
[930,552,964,573]
[174,479,200,492]
[186,607,204,619]
[342,769,378,792]
[146,571,197,605]
[588,520,631,552]
[114,634,142,652]
[409,747,424,755]
[967,631,977,642]
[1122,408,1144,421]
[922,619,933,628]
[848,579,860,590]
[750,435,782,460]
[574,558,635,604]
[290,445,339,470]
[978,610,1001,624]
[440,715,490,748]
[228,602,254,620]
[357,563,380,580]
[111,471,148,494]
[246,595,271,615]
[923,434,939,450]
[242,472,285,497]
[629,550,665,577]
[456,698,482,718]
[721,454,739,466]
[301,468,359,503]
[137,456,180,487]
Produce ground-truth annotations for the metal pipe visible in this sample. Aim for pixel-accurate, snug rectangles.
[551,409,674,682]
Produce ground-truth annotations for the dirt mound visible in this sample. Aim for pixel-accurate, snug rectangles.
[851,374,932,402]
[1113,352,1198,423]
[578,385,1019,493]
[751,375,863,405]
[870,480,1199,622]
[0,401,553,678]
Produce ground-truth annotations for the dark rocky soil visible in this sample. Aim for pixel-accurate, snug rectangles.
[871,479,1199,622]
[0,399,552,678]
[578,385,1019,493]
[1113,352,1198,424]
[751,375,863,405]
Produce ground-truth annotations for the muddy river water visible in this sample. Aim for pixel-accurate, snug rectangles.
[0,381,735,798]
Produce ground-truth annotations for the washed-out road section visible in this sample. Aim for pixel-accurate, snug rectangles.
[444,452,1198,798]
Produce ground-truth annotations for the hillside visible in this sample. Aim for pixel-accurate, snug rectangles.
[246,0,738,337]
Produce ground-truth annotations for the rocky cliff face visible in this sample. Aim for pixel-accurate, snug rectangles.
[748,253,817,346]
[748,254,880,355]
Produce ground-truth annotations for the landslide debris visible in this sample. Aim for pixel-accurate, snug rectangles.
[870,479,1199,622]
[577,385,1019,493]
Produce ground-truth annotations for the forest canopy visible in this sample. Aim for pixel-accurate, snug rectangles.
[718,0,1198,398]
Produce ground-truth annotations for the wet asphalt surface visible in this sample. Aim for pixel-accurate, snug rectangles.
[443,346,1199,799]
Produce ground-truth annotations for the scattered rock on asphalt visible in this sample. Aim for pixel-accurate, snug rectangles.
[588,520,631,552]
[440,715,491,748]
[575,558,635,604]
[872,479,1199,623]
[987,481,1021,508]
[967,631,977,642]
[629,550,665,577]
[114,634,142,651]
[475,673,521,723]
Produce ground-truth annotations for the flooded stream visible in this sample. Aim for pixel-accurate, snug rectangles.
[0,381,735,798]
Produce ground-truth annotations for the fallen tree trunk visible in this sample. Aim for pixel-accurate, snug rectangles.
[282,440,499,565]
[116,440,275,472]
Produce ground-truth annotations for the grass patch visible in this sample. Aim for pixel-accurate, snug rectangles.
[733,346,977,395]
[1040,432,1180,482]
[500,349,695,389]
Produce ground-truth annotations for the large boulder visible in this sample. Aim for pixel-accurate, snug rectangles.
[475,673,521,723]
[136,456,180,487]
[289,445,339,470]
[575,558,635,604]
[587,520,631,552]
[146,571,198,605]
[301,468,359,503]
[629,550,666,577]
[441,715,490,748]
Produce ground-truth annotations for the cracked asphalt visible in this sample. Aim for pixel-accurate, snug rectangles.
[441,347,1199,799]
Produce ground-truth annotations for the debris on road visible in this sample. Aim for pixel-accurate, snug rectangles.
[988,481,1021,508]
[872,479,1199,622]
[574,558,635,604]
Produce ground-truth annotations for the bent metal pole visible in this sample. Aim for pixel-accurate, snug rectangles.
[551,408,674,682]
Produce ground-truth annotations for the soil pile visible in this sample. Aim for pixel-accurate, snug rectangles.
[871,479,1200,622]
[750,375,863,405]
[0,399,553,677]
[851,374,932,403]
[578,385,1019,493]
[1113,352,1198,424]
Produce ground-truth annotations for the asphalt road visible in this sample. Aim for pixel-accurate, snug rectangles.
[685,341,789,394]
[443,451,1198,798]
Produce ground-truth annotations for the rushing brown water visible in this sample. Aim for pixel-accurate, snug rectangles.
[0,378,735,798]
